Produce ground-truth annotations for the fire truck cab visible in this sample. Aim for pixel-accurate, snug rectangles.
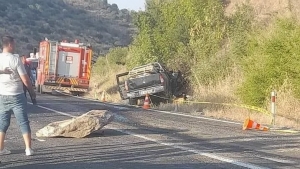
[36,39,92,95]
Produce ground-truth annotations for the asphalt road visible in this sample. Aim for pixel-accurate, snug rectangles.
[0,93,299,169]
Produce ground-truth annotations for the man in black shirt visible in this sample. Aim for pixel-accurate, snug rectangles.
[20,55,34,98]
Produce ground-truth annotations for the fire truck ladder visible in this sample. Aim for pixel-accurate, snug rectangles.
[48,42,57,78]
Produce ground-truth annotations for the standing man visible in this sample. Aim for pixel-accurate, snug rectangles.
[0,35,35,156]
[20,55,34,98]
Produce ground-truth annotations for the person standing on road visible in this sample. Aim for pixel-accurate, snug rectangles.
[20,55,34,98]
[0,35,35,156]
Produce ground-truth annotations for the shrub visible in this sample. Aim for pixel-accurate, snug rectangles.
[238,19,300,107]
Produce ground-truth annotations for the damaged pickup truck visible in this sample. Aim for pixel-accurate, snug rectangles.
[116,62,186,105]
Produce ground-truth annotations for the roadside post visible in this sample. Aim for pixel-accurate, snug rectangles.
[271,91,276,126]
[174,100,178,112]
[94,84,97,100]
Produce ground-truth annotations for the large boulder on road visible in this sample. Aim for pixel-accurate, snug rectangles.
[36,110,114,138]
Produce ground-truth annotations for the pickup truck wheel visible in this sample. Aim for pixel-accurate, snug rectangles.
[151,97,162,106]
[128,98,138,105]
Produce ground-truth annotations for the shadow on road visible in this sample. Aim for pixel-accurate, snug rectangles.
[1,139,219,169]
[5,94,298,169]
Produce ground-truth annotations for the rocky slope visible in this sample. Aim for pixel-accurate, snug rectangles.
[0,0,135,59]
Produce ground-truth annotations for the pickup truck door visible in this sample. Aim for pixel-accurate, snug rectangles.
[116,72,129,100]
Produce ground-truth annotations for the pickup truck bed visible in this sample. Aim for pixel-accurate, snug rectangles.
[127,73,162,90]
[116,62,186,105]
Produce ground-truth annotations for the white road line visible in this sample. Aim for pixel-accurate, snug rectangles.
[28,102,75,118]
[258,156,296,164]
[34,103,269,169]
[151,109,241,125]
[55,91,241,125]
[111,106,130,110]
[110,127,269,169]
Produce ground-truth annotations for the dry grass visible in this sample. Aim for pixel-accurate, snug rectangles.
[157,103,272,124]
[272,80,300,128]
[155,96,300,130]
[85,65,127,102]
[154,67,300,130]
[226,0,290,17]
[86,63,300,129]
[225,0,300,23]
[192,65,242,103]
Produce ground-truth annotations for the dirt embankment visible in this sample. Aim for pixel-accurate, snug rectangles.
[225,0,300,21]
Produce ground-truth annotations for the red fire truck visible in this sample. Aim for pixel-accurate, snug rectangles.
[36,39,93,95]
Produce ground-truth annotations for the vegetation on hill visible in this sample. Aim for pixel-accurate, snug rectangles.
[0,0,134,58]
[93,0,300,128]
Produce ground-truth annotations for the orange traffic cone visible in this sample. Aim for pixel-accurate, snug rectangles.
[101,91,106,102]
[243,118,269,131]
[143,94,150,109]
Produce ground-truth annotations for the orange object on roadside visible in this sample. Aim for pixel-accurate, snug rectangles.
[243,118,269,131]
[143,94,150,109]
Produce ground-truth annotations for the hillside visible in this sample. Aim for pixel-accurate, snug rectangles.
[225,0,300,21]
[0,0,135,58]
[91,0,300,129]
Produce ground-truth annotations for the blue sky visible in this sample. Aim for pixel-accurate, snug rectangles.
[107,0,146,11]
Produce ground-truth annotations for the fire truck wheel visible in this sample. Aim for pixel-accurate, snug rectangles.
[36,84,40,93]
[70,91,83,96]
[39,85,45,94]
